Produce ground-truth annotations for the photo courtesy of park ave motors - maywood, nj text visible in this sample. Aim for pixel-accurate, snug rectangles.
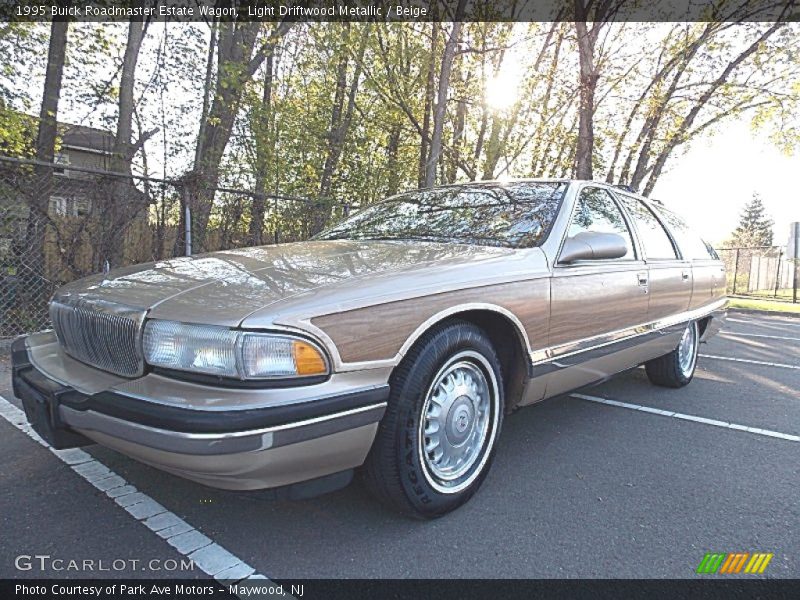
[0,0,799,598]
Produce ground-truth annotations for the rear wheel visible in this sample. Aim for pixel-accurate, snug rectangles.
[362,320,504,518]
[645,321,699,388]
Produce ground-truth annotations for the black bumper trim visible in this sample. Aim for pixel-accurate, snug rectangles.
[83,386,389,434]
[11,337,95,449]
[12,337,390,437]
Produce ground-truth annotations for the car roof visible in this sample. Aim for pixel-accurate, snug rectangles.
[422,179,651,201]
[375,179,654,208]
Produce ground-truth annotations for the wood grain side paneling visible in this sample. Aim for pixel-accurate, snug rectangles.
[312,280,550,363]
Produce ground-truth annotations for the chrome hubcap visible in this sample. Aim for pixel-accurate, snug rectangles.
[678,322,698,377]
[418,351,499,494]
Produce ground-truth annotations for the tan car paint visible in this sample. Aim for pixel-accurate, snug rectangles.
[312,279,550,364]
[21,179,727,491]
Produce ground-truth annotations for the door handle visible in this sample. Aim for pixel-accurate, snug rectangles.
[637,272,649,293]
[682,270,690,281]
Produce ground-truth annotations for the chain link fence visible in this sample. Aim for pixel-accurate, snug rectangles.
[5,154,796,346]
[0,155,331,346]
[716,246,799,304]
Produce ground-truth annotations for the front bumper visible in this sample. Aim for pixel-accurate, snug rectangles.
[12,335,388,490]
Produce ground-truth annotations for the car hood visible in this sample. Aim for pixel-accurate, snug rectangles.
[53,240,545,328]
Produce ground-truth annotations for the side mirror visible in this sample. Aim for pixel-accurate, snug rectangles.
[559,231,628,263]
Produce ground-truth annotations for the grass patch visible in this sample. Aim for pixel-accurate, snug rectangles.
[728,297,800,314]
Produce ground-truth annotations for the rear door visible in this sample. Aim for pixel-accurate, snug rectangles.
[658,208,726,309]
[545,186,648,396]
[614,194,690,323]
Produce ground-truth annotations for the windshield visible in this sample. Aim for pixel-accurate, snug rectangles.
[315,182,567,248]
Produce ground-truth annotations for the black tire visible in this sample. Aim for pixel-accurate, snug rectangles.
[361,320,504,519]
[645,321,699,388]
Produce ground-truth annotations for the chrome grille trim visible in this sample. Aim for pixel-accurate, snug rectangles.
[49,298,146,377]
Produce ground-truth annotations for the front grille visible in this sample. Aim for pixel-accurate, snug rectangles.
[50,299,146,377]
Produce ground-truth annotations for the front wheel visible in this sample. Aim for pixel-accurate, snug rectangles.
[645,321,699,388]
[362,320,504,518]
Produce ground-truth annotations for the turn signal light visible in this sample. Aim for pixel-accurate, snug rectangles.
[293,340,328,376]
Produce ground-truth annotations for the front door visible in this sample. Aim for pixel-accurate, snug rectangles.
[545,186,649,397]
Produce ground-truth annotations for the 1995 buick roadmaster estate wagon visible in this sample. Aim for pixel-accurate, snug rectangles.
[13,180,726,518]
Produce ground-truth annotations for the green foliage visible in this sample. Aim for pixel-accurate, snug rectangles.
[731,193,775,247]
[7,18,800,242]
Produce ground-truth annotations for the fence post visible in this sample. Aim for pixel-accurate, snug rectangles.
[732,248,740,295]
[183,186,192,256]
[774,250,782,298]
[793,223,799,304]
[755,254,762,291]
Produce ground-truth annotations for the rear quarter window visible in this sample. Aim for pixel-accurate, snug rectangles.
[657,208,719,260]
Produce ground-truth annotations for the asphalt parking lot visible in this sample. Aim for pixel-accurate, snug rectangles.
[1,310,798,581]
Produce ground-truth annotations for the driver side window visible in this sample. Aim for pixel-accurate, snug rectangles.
[568,188,636,260]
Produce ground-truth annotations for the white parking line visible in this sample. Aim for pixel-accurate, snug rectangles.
[726,317,800,330]
[699,354,800,370]
[0,395,275,590]
[720,331,800,342]
[571,393,800,443]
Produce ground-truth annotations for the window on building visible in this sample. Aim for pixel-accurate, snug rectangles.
[49,196,92,218]
[53,152,70,175]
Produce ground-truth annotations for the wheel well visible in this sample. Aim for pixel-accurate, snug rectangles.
[698,316,711,338]
[438,310,530,412]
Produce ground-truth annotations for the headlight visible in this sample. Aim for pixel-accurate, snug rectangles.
[142,320,329,380]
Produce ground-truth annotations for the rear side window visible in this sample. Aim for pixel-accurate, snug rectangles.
[658,208,719,260]
[568,187,636,259]
[618,196,677,260]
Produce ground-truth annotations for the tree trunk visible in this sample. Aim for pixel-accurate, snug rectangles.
[175,20,217,256]
[530,25,565,176]
[35,21,68,166]
[385,124,401,195]
[112,20,146,173]
[194,18,218,170]
[447,66,466,184]
[314,25,352,233]
[424,0,466,188]
[248,52,273,246]
[190,21,292,252]
[102,19,151,268]
[574,16,597,180]
[418,22,438,188]
[26,20,68,301]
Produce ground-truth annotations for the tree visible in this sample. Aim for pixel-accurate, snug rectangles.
[111,19,154,174]
[24,19,69,299]
[573,0,619,180]
[35,21,69,166]
[246,49,274,246]
[187,20,293,252]
[0,23,47,156]
[636,20,787,195]
[312,23,369,233]
[424,0,467,188]
[731,194,774,247]
[101,18,158,268]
